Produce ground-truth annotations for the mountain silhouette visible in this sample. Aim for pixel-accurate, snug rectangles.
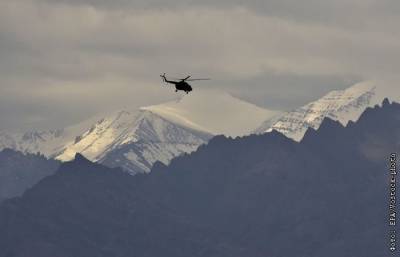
[0,99,398,257]
[0,149,59,203]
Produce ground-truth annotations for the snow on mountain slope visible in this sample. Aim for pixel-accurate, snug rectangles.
[0,131,18,150]
[56,109,211,174]
[142,89,281,137]
[0,117,98,157]
[99,120,211,174]
[256,81,399,141]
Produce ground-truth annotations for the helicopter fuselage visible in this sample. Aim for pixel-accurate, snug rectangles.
[174,81,192,93]
[161,74,203,94]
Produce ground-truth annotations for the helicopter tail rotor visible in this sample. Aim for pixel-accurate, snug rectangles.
[160,73,167,83]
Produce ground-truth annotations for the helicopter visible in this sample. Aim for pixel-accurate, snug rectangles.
[160,73,210,94]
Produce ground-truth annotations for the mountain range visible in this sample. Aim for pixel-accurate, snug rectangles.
[0,98,397,257]
[0,90,278,174]
[256,81,399,140]
[0,82,396,174]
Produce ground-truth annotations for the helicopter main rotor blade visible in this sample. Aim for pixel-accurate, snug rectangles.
[186,78,211,81]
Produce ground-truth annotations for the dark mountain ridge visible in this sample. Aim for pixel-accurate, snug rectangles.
[0,99,398,257]
[0,149,59,203]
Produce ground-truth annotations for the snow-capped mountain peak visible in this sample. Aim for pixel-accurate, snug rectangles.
[54,109,212,174]
[142,89,280,137]
[256,81,395,141]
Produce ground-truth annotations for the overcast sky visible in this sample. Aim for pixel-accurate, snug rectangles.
[1,0,400,131]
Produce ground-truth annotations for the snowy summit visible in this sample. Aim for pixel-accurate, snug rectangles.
[142,89,280,137]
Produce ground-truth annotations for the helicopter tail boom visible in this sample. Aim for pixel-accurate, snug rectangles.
[160,73,176,84]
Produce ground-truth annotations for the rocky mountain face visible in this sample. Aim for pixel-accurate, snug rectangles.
[0,149,60,203]
[0,99,397,257]
[59,109,212,174]
[256,81,396,141]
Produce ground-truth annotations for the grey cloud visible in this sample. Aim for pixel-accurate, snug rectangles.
[1,0,400,131]
[38,0,400,27]
[0,96,96,132]
[225,73,359,110]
